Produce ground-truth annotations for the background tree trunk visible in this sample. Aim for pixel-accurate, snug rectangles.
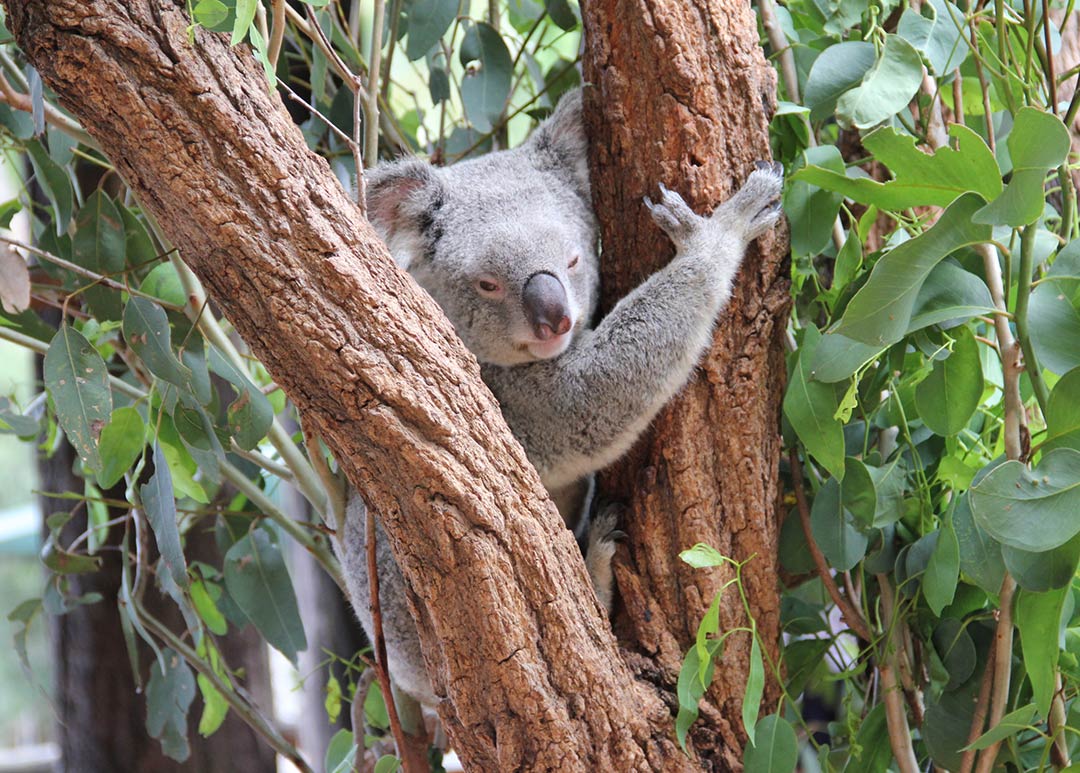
[582,0,789,766]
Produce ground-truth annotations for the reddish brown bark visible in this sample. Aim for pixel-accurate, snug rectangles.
[582,0,789,766]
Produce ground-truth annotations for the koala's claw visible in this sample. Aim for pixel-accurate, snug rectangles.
[585,504,624,613]
[645,185,700,244]
[727,162,784,241]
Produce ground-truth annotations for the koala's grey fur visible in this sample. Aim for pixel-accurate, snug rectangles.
[333,89,783,710]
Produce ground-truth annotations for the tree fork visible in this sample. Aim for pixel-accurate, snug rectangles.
[4,0,681,768]
[582,0,790,765]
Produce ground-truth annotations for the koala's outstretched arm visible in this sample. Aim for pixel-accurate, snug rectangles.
[486,164,783,490]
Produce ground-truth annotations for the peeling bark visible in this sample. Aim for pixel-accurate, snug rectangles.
[582,0,789,766]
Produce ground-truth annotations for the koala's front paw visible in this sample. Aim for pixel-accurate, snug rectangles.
[723,161,784,242]
[644,183,703,249]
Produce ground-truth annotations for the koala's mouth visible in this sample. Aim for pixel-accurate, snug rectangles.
[514,319,580,361]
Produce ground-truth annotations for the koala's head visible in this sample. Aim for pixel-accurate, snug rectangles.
[365,90,598,366]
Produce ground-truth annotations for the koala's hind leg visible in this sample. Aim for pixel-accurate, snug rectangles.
[584,504,625,612]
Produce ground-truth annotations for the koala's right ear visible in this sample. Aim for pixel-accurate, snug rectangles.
[364,159,443,269]
[524,88,589,198]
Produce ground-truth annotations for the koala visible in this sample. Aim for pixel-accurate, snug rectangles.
[334,88,783,710]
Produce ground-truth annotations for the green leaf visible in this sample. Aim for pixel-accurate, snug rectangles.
[1044,366,1080,452]
[69,193,125,321]
[196,673,228,736]
[325,729,357,773]
[193,0,229,28]
[897,0,970,75]
[141,442,188,592]
[1029,279,1080,375]
[974,108,1070,226]
[208,348,273,450]
[97,406,146,489]
[932,618,976,689]
[835,34,924,129]
[191,578,227,636]
[146,648,196,762]
[231,0,258,45]
[139,263,186,307]
[374,756,401,773]
[810,478,868,571]
[743,714,798,773]
[906,260,996,332]
[123,297,193,389]
[1002,531,1080,592]
[27,139,74,235]
[850,703,893,772]
[44,324,113,470]
[224,528,307,664]
[784,326,846,480]
[915,327,984,436]
[404,0,458,60]
[460,22,513,133]
[742,633,764,745]
[808,331,882,383]
[543,0,578,30]
[835,194,993,347]
[793,124,1000,209]
[675,640,719,751]
[680,543,733,569]
[785,145,845,258]
[953,494,1005,595]
[970,449,1080,552]
[841,457,877,526]
[923,518,959,615]
[1016,587,1067,719]
[964,704,1037,750]
[803,41,876,122]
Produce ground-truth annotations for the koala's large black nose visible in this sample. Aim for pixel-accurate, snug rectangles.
[522,272,572,341]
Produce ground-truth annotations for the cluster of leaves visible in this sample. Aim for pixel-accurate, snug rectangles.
[682,0,1080,769]
[0,0,591,769]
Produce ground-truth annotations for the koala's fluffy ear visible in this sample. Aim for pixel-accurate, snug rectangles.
[524,88,589,198]
[364,159,442,269]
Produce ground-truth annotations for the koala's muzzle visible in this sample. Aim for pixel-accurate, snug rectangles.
[522,272,573,340]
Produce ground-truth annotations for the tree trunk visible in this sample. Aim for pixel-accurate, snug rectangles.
[38,346,275,773]
[582,0,789,766]
[11,0,785,768]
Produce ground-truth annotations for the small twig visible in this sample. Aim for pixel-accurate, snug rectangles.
[0,71,96,148]
[268,0,286,69]
[229,439,295,481]
[1049,672,1072,768]
[959,637,997,773]
[303,431,346,532]
[974,576,1017,773]
[1015,225,1051,416]
[364,506,416,770]
[789,449,874,643]
[365,0,386,167]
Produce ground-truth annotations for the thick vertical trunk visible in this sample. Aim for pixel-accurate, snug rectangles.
[582,0,789,766]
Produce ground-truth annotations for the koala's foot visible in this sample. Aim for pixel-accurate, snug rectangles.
[722,161,784,241]
[644,183,704,249]
[585,504,625,613]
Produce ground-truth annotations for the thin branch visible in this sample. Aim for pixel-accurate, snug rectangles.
[364,504,418,771]
[0,70,96,148]
[365,0,386,166]
[877,576,921,773]
[974,576,1017,773]
[788,449,874,643]
[958,637,997,773]
[303,431,346,533]
[268,0,286,69]
[1016,225,1051,416]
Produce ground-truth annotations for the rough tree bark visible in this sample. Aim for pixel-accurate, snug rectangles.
[11,0,785,768]
[582,0,789,766]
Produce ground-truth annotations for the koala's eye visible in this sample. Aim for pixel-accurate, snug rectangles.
[475,276,504,297]
[567,255,580,270]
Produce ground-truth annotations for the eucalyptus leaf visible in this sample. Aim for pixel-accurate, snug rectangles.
[44,325,113,470]
[224,528,307,664]
[802,41,876,122]
[1016,586,1067,719]
[970,449,1080,552]
[836,194,992,347]
[97,406,146,489]
[784,326,846,480]
[460,23,513,133]
[146,649,196,762]
[404,0,458,60]
[897,0,970,75]
[914,326,983,436]
[810,478,867,571]
[123,297,194,390]
[836,35,924,129]
[743,714,798,773]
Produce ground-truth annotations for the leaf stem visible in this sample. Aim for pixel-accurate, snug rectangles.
[1015,225,1051,416]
